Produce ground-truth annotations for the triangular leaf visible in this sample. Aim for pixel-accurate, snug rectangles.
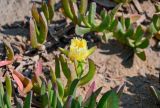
[97,90,119,108]
[136,50,146,61]
[23,91,33,108]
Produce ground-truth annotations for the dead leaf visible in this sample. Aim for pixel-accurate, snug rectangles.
[0,60,13,67]
[11,69,33,96]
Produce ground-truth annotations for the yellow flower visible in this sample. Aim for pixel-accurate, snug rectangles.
[69,38,89,61]
[59,38,96,61]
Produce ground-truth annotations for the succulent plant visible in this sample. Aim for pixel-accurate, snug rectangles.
[114,17,149,61]
[0,75,12,108]
[59,38,96,85]
[29,38,97,107]
[23,80,123,108]
[149,14,160,41]
[30,0,55,49]
[30,12,48,49]
[28,72,124,108]
[61,0,83,25]
[61,0,121,35]
[0,39,124,107]
[32,0,55,24]
[28,55,123,108]
[0,74,33,108]
[75,3,121,36]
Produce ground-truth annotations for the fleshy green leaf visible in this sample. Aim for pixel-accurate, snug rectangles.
[29,18,41,49]
[23,91,32,108]
[0,81,4,107]
[59,48,69,56]
[40,81,49,108]
[136,50,146,61]
[110,3,122,19]
[136,38,149,49]
[120,16,125,30]
[88,46,96,57]
[55,55,60,78]
[134,26,144,43]
[94,15,110,32]
[125,28,134,38]
[37,12,48,44]
[109,19,118,31]
[49,90,54,107]
[69,79,79,96]
[4,92,12,108]
[79,59,96,86]
[88,2,96,27]
[100,9,107,20]
[71,98,81,108]
[68,1,79,24]
[48,0,55,22]
[75,26,91,35]
[51,84,58,108]
[5,75,12,100]
[42,93,49,108]
[56,79,64,98]
[87,92,96,108]
[156,17,160,30]
[31,3,39,23]
[59,55,72,81]
[41,1,49,22]
[50,66,56,83]
[125,18,131,29]
[127,38,135,48]
[40,81,46,96]
[97,90,119,108]
[79,0,88,15]
[76,61,84,78]
[48,81,53,103]
[148,22,158,35]
[57,98,63,108]
[48,80,52,92]
[61,0,74,20]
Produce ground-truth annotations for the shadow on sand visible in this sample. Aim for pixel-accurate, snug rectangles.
[120,74,159,108]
